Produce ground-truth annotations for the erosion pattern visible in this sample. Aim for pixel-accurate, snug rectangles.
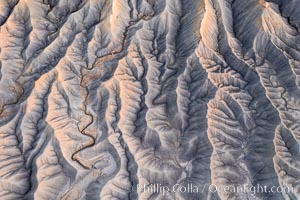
[0,0,300,199]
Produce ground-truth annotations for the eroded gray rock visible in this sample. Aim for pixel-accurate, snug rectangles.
[0,0,299,199]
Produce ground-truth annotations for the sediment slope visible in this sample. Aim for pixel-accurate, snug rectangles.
[0,0,299,199]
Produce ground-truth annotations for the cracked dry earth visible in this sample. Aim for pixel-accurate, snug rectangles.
[1,0,300,199]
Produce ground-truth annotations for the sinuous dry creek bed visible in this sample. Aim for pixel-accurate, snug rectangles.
[0,0,300,199]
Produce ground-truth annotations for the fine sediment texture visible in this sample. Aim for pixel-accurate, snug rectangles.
[0,0,299,199]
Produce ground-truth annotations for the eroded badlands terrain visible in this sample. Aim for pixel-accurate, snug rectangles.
[0,0,300,199]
